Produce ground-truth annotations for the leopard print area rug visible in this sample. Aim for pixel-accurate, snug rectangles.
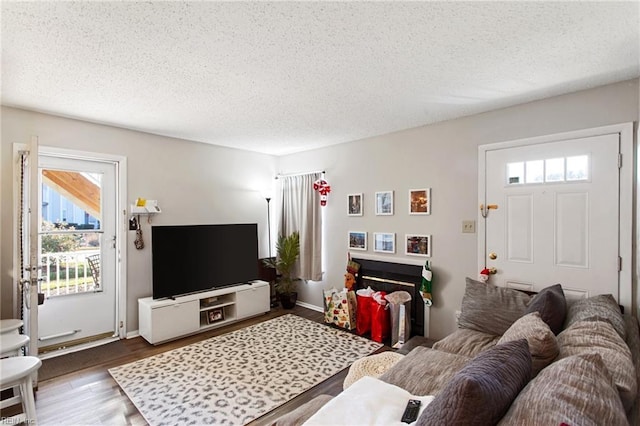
[109,314,382,425]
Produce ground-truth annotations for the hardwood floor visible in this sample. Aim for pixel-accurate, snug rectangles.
[3,306,387,425]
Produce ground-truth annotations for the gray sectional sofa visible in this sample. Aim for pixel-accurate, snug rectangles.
[273,279,640,425]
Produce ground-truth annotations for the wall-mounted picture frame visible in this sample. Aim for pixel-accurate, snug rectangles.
[375,191,394,215]
[207,308,224,324]
[405,234,431,257]
[348,231,367,251]
[348,193,363,216]
[373,232,395,253]
[409,188,431,215]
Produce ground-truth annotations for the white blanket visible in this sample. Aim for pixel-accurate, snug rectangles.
[303,376,434,426]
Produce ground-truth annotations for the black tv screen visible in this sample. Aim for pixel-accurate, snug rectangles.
[152,223,259,299]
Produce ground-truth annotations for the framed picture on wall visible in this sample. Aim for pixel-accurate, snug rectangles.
[373,232,395,253]
[405,234,431,257]
[348,193,363,216]
[409,188,431,215]
[375,191,394,215]
[348,231,367,250]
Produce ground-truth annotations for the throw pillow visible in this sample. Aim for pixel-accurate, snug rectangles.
[499,353,628,426]
[498,312,559,377]
[379,346,471,396]
[416,339,532,426]
[557,319,637,412]
[432,328,500,358]
[524,283,566,335]
[458,277,532,336]
[343,351,405,390]
[563,294,626,340]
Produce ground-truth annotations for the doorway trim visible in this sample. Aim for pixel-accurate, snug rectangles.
[478,122,633,315]
[12,144,128,340]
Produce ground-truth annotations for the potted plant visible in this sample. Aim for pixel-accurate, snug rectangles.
[263,231,300,309]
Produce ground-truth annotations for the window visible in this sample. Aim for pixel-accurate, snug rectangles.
[507,155,589,185]
[566,155,589,181]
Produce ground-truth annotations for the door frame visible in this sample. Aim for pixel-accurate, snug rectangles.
[478,122,633,316]
[12,143,129,341]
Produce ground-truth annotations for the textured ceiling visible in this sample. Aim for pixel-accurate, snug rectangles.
[2,2,639,156]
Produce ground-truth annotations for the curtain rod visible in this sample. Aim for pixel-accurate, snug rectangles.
[275,170,325,179]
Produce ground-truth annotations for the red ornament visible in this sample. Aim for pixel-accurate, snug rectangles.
[479,267,497,282]
[313,177,331,206]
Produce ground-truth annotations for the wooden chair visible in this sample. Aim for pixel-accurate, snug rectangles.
[86,254,100,289]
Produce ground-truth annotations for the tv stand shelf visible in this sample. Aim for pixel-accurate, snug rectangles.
[138,280,270,345]
[199,301,235,311]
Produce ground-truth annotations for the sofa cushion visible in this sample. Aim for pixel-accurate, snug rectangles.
[416,339,531,426]
[498,312,559,377]
[379,346,470,396]
[458,277,532,336]
[432,328,500,357]
[623,314,640,425]
[564,294,626,340]
[524,283,566,335]
[498,353,628,426]
[557,319,637,412]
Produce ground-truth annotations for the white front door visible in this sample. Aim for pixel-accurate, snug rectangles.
[480,129,626,306]
[36,154,118,349]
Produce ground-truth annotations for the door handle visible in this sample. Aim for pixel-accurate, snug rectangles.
[480,204,499,218]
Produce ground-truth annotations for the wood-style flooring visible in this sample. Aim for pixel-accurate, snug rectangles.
[2,306,388,425]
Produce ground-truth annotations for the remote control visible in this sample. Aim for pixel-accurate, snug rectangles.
[401,399,421,423]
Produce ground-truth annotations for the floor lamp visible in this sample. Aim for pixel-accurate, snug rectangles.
[265,196,272,259]
[265,196,278,307]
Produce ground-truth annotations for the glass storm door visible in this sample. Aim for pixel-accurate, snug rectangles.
[37,155,118,351]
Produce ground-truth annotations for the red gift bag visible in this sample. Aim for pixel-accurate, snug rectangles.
[356,287,374,336]
[370,291,390,343]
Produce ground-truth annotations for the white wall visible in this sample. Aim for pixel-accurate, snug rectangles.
[1,107,276,331]
[1,79,637,339]
[277,78,639,340]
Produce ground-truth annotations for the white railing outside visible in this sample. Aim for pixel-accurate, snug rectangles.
[40,249,100,298]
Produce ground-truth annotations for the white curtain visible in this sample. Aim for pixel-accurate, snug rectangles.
[278,172,323,281]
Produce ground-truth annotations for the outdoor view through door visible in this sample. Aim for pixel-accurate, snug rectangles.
[37,155,118,352]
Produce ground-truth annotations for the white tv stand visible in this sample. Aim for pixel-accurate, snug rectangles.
[138,280,270,345]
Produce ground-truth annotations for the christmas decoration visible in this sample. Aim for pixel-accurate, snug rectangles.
[479,267,497,282]
[313,176,331,206]
[344,253,360,291]
[420,260,432,306]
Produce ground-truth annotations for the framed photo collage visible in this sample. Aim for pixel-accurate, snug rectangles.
[347,188,432,258]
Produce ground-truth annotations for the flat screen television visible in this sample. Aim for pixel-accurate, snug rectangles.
[151,223,259,299]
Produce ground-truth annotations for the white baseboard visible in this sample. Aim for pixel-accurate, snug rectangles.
[126,330,140,339]
[296,300,324,313]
